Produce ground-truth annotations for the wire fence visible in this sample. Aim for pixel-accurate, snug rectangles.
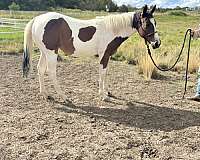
[0,17,27,34]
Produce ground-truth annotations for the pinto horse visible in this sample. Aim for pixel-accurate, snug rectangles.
[22,5,161,101]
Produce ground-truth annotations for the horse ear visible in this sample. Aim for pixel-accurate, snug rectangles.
[150,5,156,14]
[143,5,148,15]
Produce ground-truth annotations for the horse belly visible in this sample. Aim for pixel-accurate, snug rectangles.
[73,40,97,57]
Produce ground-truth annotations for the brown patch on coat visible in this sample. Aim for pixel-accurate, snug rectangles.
[78,26,96,42]
[42,18,75,55]
[100,37,128,69]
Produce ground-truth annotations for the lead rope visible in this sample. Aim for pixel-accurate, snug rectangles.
[183,29,192,99]
[145,29,192,99]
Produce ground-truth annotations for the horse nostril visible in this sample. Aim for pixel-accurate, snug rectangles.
[155,40,161,48]
[155,41,159,47]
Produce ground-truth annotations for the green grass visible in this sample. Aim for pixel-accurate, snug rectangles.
[0,33,23,40]
[0,26,23,53]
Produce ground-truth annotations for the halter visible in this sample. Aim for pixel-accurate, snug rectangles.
[139,25,157,39]
[136,15,157,41]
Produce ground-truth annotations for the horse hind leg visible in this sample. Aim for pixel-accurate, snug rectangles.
[37,51,48,99]
[45,51,68,102]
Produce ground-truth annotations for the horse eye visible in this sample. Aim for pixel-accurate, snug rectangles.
[146,23,151,27]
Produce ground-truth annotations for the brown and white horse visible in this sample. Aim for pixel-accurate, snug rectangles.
[22,5,161,101]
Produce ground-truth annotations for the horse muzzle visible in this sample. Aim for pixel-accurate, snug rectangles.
[151,40,161,49]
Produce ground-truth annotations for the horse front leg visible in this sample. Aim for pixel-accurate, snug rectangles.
[99,54,110,101]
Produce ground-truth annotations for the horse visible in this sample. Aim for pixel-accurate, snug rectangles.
[22,5,161,102]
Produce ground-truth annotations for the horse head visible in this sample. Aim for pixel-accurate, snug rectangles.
[133,5,161,49]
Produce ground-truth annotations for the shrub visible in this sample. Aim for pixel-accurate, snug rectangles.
[168,11,188,16]
[118,5,128,12]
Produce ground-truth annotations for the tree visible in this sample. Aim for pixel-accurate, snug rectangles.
[118,4,128,12]
[55,0,80,9]
[0,0,12,10]
[0,0,119,11]
[175,6,182,10]
[8,2,20,11]
[107,0,118,12]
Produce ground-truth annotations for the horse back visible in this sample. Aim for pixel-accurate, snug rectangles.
[32,12,102,56]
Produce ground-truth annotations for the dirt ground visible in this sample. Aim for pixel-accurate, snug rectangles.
[1,54,200,160]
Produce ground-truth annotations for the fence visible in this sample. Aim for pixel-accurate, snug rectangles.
[0,17,27,34]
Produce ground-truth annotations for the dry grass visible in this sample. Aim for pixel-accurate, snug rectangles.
[188,49,200,74]
[136,46,200,79]
[168,48,200,74]
[138,53,158,80]
[0,41,23,54]
[118,40,161,80]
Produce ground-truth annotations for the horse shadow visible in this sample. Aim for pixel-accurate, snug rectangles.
[54,97,200,132]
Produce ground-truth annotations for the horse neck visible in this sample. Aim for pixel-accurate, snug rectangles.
[114,26,136,39]
[103,13,137,39]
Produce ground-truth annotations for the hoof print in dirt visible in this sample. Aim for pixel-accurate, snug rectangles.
[47,95,54,101]
[107,91,118,99]
[140,144,158,159]
[75,156,83,160]
[89,115,96,123]
[108,91,112,97]
[126,140,143,149]
[64,99,74,106]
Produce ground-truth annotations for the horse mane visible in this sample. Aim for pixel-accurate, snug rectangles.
[102,12,134,34]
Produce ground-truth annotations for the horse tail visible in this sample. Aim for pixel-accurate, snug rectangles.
[22,18,34,77]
